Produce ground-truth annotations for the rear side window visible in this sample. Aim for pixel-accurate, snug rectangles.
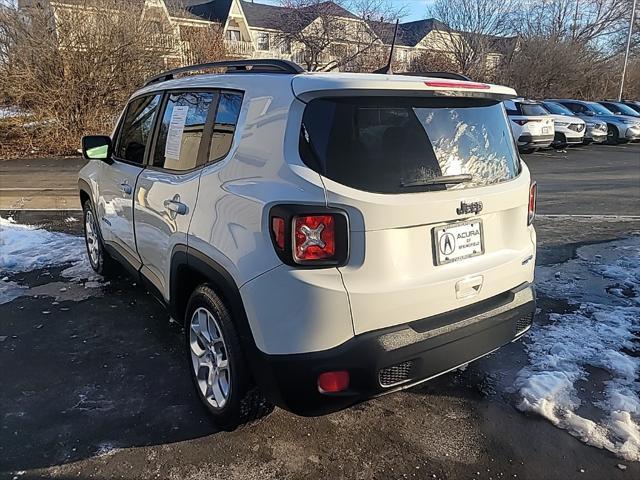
[114,94,162,164]
[299,97,520,194]
[153,92,216,171]
[209,92,243,162]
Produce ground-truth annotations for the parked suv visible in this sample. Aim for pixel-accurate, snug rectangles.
[78,60,537,429]
[536,101,586,148]
[541,101,607,145]
[597,100,640,119]
[504,99,555,153]
[550,99,640,144]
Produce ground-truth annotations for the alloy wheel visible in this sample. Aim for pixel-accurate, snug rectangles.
[84,209,100,268]
[189,307,231,409]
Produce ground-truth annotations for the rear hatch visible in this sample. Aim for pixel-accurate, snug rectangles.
[293,76,536,334]
[511,102,554,137]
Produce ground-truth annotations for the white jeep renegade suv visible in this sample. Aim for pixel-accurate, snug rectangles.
[78,60,537,429]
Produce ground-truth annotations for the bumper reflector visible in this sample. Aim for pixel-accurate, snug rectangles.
[318,371,350,393]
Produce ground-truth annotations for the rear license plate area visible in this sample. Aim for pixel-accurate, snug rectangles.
[433,220,484,265]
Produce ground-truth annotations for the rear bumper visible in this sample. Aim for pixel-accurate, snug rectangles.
[518,133,554,147]
[253,282,535,416]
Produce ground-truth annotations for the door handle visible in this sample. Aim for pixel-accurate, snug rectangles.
[120,182,132,195]
[164,198,187,215]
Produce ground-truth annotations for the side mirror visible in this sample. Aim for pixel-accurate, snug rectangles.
[82,135,112,162]
[584,110,595,116]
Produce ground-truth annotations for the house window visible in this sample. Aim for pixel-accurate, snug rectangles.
[149,20,162,34]
[257,32,270,51]
[280,38,291,54]
[226,29,241,42]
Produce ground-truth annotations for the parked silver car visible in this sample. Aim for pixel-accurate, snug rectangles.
[549,99,640,144]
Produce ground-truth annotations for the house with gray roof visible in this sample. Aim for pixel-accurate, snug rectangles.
[18,0,517,72]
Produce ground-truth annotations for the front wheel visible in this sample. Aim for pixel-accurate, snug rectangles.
[83,200,116,276]
[185,285,273,430]
[606,125,620,145]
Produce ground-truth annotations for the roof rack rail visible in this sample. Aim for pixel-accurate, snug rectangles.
[397,71,472,81]
[144,59,305,87]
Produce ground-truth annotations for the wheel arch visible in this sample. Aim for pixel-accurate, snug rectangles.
[170,245,257,353]
[78,178,92,206]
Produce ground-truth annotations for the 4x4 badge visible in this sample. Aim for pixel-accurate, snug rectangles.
[456,201,483,215]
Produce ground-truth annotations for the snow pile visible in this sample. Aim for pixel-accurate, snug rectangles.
[516,238,640,461]
[0,216,101,304]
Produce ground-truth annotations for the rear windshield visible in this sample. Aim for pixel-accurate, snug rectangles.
[299,97,520,194]
[519,103,548,116]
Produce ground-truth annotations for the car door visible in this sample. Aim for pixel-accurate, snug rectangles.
[99,94,162,267]
[134,90,243,299]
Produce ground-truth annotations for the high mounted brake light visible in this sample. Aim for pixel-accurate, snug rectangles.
[424,80,490,90]
[269,205,349,268]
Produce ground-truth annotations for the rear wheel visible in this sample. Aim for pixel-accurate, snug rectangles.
[185,285,273,430]
[82,200,116,276]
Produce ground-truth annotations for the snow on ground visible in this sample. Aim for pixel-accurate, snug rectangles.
[516,237,640,461]
[0,106,25,119]
[0,216,102,304]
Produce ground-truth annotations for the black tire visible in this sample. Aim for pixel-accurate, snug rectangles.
[606,124,620,145]
[552,133,568,150]
[82,199,116,276]
[185,285,273,430]
[519,147,536,154]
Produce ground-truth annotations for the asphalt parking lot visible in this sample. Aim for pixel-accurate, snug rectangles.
[0,143,639,480]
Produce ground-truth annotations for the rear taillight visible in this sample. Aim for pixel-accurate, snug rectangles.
[269,206,349,267]
[528,182,537,225]
[513,119,531,126]
[272,217,285,250]
[294,215,335,262]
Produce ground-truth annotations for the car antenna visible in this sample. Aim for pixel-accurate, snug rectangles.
[373,19,399,75]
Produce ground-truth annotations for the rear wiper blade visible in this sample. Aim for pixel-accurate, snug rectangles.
[400,174,473,188]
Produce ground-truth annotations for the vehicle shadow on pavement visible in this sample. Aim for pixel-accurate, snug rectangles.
[0,268,219,474]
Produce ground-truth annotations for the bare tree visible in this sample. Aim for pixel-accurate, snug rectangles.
[276,0,402,71]
[512,0,629,44]
[503,0,635,99]
[408,50,460,74]
[426,0,517,80]
[180,23,227,64]
[0,0,225,157]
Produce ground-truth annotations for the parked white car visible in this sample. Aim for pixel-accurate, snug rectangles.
[538,101,586,147]
[78,60,537,429]
[541,100,607,145]
[504,99,554,153]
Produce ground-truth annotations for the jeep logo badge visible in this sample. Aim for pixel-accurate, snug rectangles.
[456,201,483,216]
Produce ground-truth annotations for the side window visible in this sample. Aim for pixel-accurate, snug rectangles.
[565,102,584,114]
[257,32,270,51]
[209,91,243,163]
[114,95,162,164]
[153,92,216,171]
[503,100,518,115]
